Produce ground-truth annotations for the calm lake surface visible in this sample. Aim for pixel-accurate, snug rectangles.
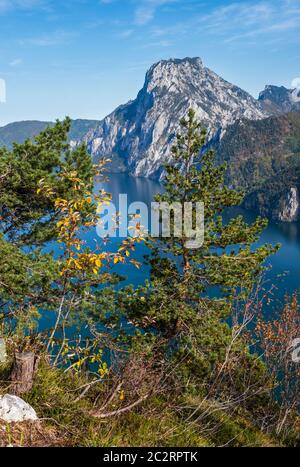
[49,173,300,324]
[90,174,300,308]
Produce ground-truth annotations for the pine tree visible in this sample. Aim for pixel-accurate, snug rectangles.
[0,119,140,370]
[0,119,100,346]
[0,118,94,247]
[119,109,278,378]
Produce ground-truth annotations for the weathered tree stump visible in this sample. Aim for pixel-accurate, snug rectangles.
[10,352,38,396]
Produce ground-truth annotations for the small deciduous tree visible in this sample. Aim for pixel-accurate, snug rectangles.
[0,118,94,247]
[256,293,300,438]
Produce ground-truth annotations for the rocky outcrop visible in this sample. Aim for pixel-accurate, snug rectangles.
[259,85,300,115]
[85,57,268,179]
[2,57,300,223]
[0,395,38,423]
[278,187,300,222]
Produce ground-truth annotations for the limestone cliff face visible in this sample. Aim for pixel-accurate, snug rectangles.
[278,187,300,222]
[3,58,300,223]
[85,57,268,179]
[258,85,300,115]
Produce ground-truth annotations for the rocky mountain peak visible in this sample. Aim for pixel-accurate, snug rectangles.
[258,84,299,114]
[259,84,291,102]
[145,57,204,93]
[85,57,269,179]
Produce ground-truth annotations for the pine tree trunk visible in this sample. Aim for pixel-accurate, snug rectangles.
[10,352,38,395]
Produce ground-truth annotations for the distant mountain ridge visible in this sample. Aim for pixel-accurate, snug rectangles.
[0,119,99,150]
[211,112,300,221]
[258,85,300,114]
[84,57,268,178]
[0,121,51,148]
[2,57,300,221]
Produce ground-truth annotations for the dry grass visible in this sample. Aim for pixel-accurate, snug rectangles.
[0,421,66,447]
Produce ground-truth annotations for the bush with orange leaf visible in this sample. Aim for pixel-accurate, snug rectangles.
[256,293,300,438]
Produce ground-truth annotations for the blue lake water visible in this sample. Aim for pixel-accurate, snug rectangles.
[47,173,300,324]
[98,174,300,307]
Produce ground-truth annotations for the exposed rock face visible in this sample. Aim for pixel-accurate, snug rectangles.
[2,57,300,223]
[259,85,300,114]
[0,395,38,423]
[85,57,268,179]
[278,187,300,222]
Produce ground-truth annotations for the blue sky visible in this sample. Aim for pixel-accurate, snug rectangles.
[0,0,299,125]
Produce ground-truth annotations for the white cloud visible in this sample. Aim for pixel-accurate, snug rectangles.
[0,0,45,13]
[141,39,173,48]
[134,0,176,25]
[119,29,134,38]
[216,1,300,43]
[20,30,76,47]
[9,58,23,67]
[197,2,274,32]
[147,0,300,45]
